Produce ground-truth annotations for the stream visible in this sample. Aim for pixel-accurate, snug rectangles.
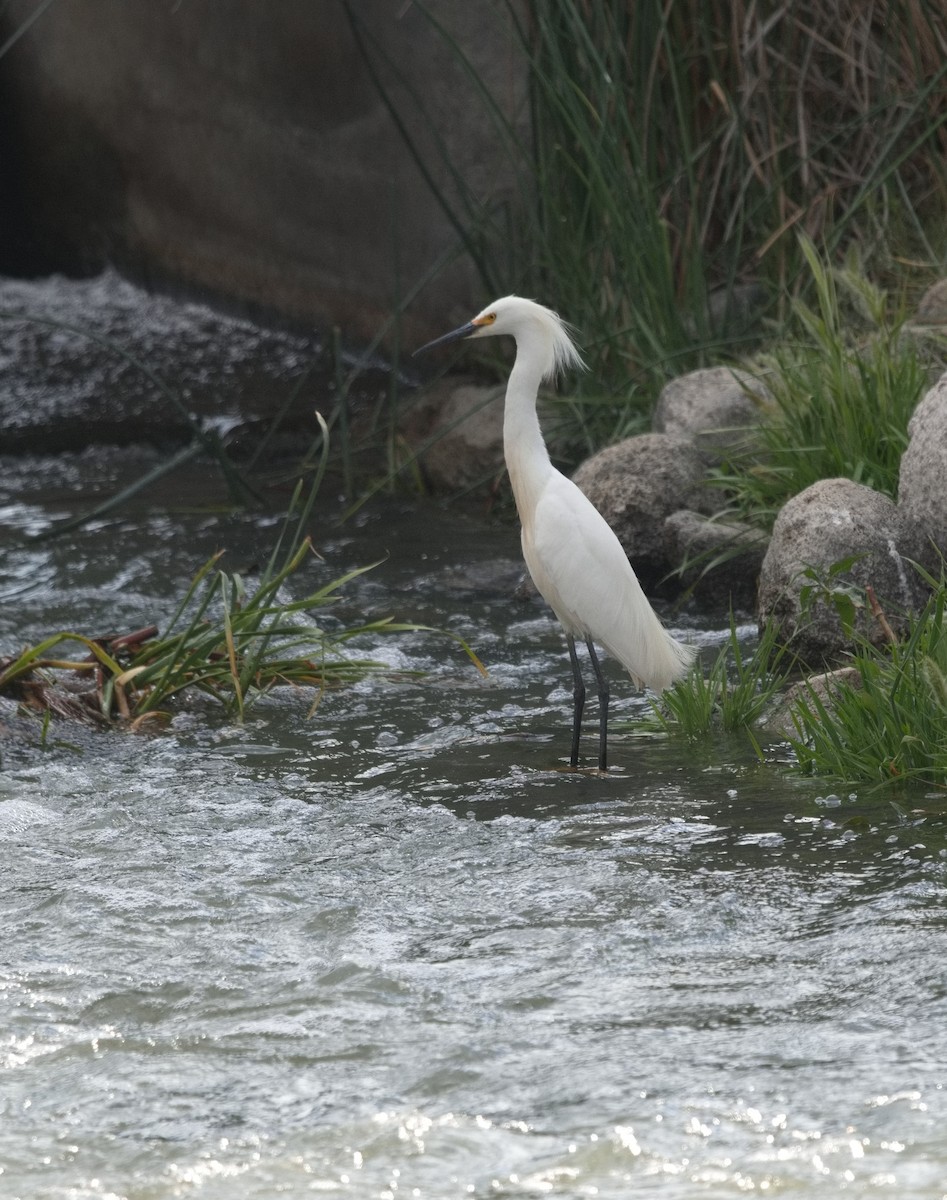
[2,447,946,1199]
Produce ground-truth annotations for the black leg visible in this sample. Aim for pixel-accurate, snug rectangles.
[566,634,585,767]
[585,637,609,771]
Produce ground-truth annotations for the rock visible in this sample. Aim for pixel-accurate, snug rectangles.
[898,371,947,567]
[663,509,768,610]
[0,1,526,340]
[913,279,947,326]
[764,666,863,738]
[706,282,769,337]
[571,433,712,587]
[652,366,769,464]
[758,478,925,665]
[412,382,506,492]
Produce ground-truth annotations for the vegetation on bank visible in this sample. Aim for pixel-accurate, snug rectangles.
[708,238,935,530]
[514,0,947,402]
[788,584,947,788]
[647,565,947,792]
[349,0,947,432]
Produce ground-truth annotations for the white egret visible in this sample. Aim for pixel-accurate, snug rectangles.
[416,296,694,770]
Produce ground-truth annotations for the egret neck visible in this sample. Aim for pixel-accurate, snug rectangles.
[502,329,554,522]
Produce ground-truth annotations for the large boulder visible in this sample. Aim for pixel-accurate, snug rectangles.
[758,477,925,665]
[652,366,769,465]
[571,433,712,587]
[663,509,768,610]
[763,666,864,739]
[0,1,526,341]
[898,371,947,568]
[409,382,506,492]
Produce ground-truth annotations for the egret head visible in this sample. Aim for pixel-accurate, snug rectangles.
[415,295,584,382]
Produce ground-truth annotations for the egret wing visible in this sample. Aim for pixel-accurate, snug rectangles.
[524,472,692,690]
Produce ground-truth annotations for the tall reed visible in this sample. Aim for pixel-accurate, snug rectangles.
[352,0,947,450]
[522,0,947,387]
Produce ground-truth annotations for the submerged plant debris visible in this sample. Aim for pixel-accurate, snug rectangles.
[0,542,409,729]
[0,537,485,731]
[0,420,486,732]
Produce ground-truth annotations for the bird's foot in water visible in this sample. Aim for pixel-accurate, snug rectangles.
[555,762,611,776]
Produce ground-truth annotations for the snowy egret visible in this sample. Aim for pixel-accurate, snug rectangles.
[416,296,694,770]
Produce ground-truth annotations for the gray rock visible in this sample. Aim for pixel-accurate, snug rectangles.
[764,666,863,738]
[707,282,769,337]
[663,509,768,609]
[758,478,924,665]
[1,0,525,340]
[653,366,769,464]
[898,371,947,567]
[571,433,712,585]
[414,382,506,492]
[913,279,947,327]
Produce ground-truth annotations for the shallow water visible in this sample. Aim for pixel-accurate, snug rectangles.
[2,451,947,1199]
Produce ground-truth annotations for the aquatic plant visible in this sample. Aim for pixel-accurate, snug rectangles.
[0,553,421,726]
[0,426,484,727]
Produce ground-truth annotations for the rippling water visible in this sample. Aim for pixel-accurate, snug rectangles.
[2,452,947,1198]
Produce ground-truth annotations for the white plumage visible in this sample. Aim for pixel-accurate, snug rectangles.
[417,295,694,768]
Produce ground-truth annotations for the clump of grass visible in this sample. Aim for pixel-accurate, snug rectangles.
[0,552,391,727]
[0,427,485,728]
[788,583,947,790]
[648,617,792,743]
[710,237,933,528]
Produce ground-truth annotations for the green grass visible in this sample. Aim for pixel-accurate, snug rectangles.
[648,616,792,744]
[788,583,947,790]
[710,237,935,528]
[650,580,947,794]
